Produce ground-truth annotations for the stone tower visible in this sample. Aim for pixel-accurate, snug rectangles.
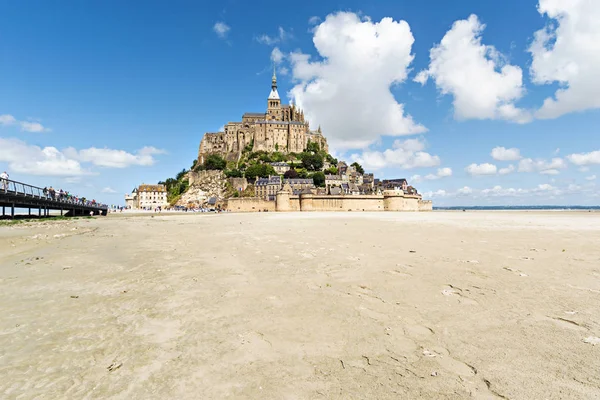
[267,67,281,120]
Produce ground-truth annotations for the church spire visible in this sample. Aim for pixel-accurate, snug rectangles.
[268,65,280,101]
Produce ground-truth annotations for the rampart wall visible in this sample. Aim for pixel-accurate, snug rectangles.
[225,191,432,212]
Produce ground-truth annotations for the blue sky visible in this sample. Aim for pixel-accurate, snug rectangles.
[1,0,599,206]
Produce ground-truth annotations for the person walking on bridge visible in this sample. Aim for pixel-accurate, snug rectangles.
[0,171,8,192]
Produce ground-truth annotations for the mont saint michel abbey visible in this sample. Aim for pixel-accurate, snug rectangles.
[198,70,329,163]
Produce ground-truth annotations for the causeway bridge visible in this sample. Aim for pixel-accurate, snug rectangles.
[0,179,108,218]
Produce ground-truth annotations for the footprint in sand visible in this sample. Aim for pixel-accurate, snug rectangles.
[441,285,479,305]
[503,267,528,277]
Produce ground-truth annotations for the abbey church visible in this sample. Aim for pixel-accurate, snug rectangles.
[198,70,329,163]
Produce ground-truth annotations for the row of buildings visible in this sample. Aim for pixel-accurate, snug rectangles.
[255,173,418,201]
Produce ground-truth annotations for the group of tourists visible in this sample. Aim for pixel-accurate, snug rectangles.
[43,186,98,207]
[1,170,106,209]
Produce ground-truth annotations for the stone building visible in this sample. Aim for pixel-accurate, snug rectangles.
[255,176,282,201]
[125,184,168,210]
[284,178,315,195]
[198,69,328,164]
[271,162,290,174]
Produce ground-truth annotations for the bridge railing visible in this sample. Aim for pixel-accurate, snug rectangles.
[0,178,106,209]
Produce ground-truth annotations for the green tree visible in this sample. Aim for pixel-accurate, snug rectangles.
[301,153,324,171]
[275,143,279,151]
[351,162,365,174]
[176,168,188,181]
[305,140,321,153]
[295,168,309,178]
[326,154,338,165]
[225,169,243,178]
[325,166,338,175]
[191,159,198,169]
[245,164,276,179]
[284,169,299,179]
[311,171,325,187]
[204,154,227,170]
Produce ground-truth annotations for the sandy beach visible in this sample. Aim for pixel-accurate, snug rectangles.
[1,211,599,399]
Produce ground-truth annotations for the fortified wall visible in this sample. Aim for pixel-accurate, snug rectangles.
[225,190,433,212]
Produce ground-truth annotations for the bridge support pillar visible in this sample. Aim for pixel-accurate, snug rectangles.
[11,203,15,219]
[2,206,4,217]
[60,208,63,216]
[39,208,41,217]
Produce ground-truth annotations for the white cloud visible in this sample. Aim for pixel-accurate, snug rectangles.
[0,137,89,177]
[586,175,597,181]
[457,186,473,195]
[465,163,498,176]
[256,27,289,45]
[289,12,426,150]
[498,164,515,175]
[540,169,560,175]
[271,47,284,64]
[491,146,521,161]
[64,146,165,168]
[566,150,600,166]
[0,114,17,125]
[415,15,531,123]
[308,16,321,25]
[529,0,600,119]
[518,157,567,174]
[423,189,448,198]
[350,138,440,171]
[536,183,554,191]
[0,138,166,177]
[213,22,230,39]
[410,174,422,183]
[424,167,453,180]
[0,114,50,132]
[101,187,117,194]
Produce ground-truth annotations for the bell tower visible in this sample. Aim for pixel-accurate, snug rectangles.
[267,66,281,118]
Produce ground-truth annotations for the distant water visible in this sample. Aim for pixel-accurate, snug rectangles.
[434,206,600,211]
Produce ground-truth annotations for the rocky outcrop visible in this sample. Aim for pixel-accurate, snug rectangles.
[176,170,227,207]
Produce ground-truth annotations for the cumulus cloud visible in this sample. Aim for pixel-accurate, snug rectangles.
[64,146,166,168]
[256,27,290,45]
[465,163,498,176]
[0,137,89,177]
[518,157,567,174]
[457,186,473,195]
[0,114,51,132]
[424,167,453,180]
[213,22,230,39]
[289,12,426,150]
[566,150,600,166]
[101,187,117,194]
[498,164,515,175]
[586,175,597,181]
[271,47,284,64]
[491,146,521,161]
[415,15,531,123]
[529,0,600,119]
[0,114,17,125]
[350,138,440,171]
[0,137,165,178]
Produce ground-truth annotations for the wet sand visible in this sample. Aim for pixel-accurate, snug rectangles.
[1,211,599,399]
